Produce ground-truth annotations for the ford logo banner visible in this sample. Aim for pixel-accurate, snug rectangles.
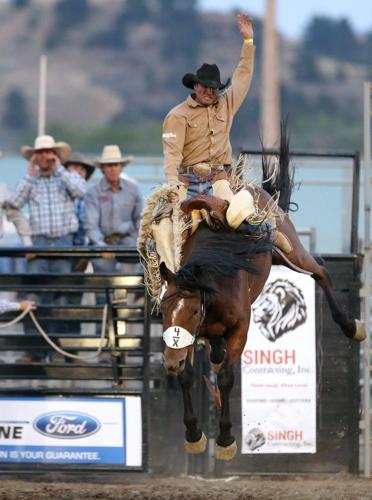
[33,412,101,439]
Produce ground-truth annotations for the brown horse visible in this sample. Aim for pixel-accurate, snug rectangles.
[159,148,365,461]
[160,215,272,460]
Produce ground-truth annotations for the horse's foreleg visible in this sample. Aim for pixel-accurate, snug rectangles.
[215,361,236,460]
[209,337,226,374]
[178,357,207,454]
[215,328,247,460]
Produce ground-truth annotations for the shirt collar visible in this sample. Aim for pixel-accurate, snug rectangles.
[186,94,220,109]
[101,177,123,192]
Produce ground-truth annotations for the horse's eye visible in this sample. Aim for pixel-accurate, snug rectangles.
[193,310,199,316]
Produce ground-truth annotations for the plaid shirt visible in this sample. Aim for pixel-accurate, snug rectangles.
[10,165,86,238]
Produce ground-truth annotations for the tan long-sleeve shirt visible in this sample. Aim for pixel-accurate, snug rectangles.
[162,43,255,184]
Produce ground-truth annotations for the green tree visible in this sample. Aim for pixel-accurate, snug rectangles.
[360,31,372,65]
[12,0,30,8]
[45,0,91,49]
[157,0,201,66]
[301,16,358,62]
[2,88,30,131]
[55,0,90,29]
[86,0,152,49]
[293,50,323,82]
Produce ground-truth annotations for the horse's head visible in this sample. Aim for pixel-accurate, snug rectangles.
[160,264,205,375]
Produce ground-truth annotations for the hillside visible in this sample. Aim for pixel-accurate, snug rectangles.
[0,0,370,154]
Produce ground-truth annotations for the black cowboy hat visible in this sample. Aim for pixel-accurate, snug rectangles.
[182,63,230,90]
[64,152,96,180]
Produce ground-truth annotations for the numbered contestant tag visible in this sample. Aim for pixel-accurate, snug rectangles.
[163,326,195,349]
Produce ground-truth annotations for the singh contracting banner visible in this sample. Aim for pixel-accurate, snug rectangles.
[241,265,316,454]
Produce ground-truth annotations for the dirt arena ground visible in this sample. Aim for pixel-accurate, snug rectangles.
[0,473,372,500]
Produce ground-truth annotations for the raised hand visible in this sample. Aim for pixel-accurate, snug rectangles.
[237,13,254,39]
[28,154,39,176]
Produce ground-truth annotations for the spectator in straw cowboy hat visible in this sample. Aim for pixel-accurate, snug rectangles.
[10,135,86,248]
[9,134,87,359]
[85,145,142,320]
[85,145,142,274]
[85,145,141,252]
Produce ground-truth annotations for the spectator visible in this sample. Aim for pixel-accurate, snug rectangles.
[64,152,96,249]
[85,145,142,269]
[84,145,142,308]
[0,181,33,275]
[64,152,96,337]
[9,134,87,361]
[0,183,32,247]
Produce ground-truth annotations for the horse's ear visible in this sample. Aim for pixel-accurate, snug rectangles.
[160,262,175,283]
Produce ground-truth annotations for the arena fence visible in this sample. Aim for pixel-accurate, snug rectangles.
[0,146,367,475]
[0,248,362,476]
[0,246,151,472]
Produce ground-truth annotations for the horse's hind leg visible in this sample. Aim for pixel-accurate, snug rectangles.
[276,216,365,341]
[178,358,207,454]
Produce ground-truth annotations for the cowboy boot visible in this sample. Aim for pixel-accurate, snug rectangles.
[225,189,256,228]
[212,179,234,202]
[273,229,292,254]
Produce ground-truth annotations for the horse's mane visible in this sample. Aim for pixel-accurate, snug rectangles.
[175,223,272,293]
[261,119,298,213]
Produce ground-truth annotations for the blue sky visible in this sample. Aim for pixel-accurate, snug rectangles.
[199,0,372,38]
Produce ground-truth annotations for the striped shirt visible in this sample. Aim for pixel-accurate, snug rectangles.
[10,165,86,238]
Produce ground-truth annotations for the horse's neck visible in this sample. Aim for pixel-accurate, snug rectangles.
[181,224,209,265]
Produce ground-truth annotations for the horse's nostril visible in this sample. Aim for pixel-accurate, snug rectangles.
[164,358,186,375]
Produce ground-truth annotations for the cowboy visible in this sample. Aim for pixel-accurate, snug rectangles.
[84,145,142,276]
[9,134,87,360]
[163,13,254,204]
[161,13,290,255]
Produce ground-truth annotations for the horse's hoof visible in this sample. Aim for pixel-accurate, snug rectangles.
[215,440,237,461]
[353,319,366,342]
[185,432,207,454]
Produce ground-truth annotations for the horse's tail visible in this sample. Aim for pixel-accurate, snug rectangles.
[261,119,297,213]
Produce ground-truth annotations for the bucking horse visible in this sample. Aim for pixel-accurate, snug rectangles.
[138,132,365,461]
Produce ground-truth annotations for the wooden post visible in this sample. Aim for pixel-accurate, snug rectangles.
[260,0,280,149]
[38,55,47,136]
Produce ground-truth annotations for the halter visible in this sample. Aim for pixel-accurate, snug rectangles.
[162,288,207,343]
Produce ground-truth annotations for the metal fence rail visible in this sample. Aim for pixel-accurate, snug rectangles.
[362,81,372,478]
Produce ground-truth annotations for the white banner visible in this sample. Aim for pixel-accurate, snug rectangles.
[0,396,142,466]
[241,266,316,454]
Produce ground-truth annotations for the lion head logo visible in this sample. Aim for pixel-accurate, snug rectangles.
[245,427,266,451]
[252,279,307,342]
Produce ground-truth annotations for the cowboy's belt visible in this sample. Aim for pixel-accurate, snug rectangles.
[179,163,227,177]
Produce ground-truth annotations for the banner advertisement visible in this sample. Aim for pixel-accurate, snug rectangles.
[0,396,142,466]
[241,266,316,454]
